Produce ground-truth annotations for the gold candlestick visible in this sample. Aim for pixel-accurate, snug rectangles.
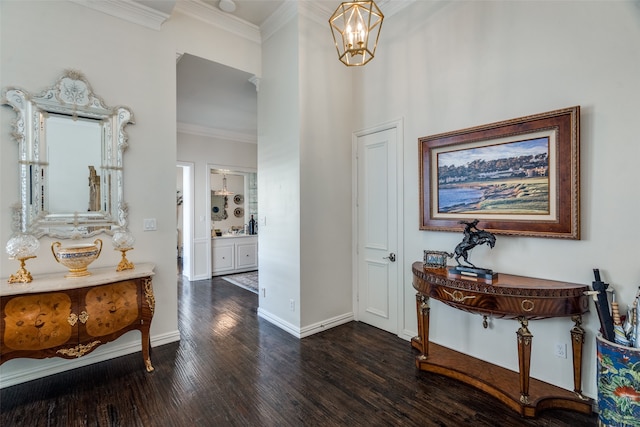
[116,248,134,272]
[8,255,36,284]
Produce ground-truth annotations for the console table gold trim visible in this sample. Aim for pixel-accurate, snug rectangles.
[411,262,593,418]
[1,263,155,373]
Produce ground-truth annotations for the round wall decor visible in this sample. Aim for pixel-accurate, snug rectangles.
[233,194,244,205]
[234,207,244,218]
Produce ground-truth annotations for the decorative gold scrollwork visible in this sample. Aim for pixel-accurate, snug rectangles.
[516,317,533,346]
[442,289,476,303]
[143,277,155,316]
[56,340,101,358]
[78,311,89,324]
[68,313,78,326]
[521,299,535,312]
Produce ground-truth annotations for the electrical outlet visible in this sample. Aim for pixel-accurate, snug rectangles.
[554,342,567,359]
[261,288,266,298]
[290,299,295,311]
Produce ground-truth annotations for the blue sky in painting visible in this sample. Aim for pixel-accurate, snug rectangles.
[438,138,549,167]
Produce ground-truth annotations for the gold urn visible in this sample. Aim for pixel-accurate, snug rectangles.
[51,239,102,278]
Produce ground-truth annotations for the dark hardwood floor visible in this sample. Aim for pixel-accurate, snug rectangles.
[1,274,598,426]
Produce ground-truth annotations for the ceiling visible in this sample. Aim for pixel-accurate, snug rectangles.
[200,0,285,26]
[95,1,403,144]
[135,0,285,26]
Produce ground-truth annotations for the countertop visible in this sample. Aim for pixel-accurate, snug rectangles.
[212,234,257,239]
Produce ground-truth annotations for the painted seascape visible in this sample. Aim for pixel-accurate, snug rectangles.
[437,138,550,214]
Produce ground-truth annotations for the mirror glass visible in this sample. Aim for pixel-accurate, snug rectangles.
[2,70,134,239]
[210,170,257,236]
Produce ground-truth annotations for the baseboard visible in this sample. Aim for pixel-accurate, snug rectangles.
[0,330,181,389]
[256,308,354,339]
[257,308,301,337]
[299,312,354,338]
[399,328,416,343]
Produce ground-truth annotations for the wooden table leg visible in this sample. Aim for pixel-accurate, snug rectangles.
[516,317,533,404]
[417,294,430,360]
[411,293,424,352]
[570,314,587,399]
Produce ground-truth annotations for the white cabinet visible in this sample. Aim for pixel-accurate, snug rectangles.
[212,235,257,276]
[236,241,257,269]
[212,241,234,274]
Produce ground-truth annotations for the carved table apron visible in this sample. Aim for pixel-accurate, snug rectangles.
[1,263,155,372]
[411,262,592,418]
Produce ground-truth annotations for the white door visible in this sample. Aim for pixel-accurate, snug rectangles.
[356,126,399,334]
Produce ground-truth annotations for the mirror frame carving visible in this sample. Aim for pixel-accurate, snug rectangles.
[1,70,134,239]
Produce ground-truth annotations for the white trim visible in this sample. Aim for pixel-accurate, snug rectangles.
[257,307,302,338]
[299,312,355,338]
[261,0,298,42]
[207,164,258,279]
[352,118,405,337]
[68,0,414,37]
[399,328,415,343]
[69,0,172,30]
[177,122,257,144]
[193,236,211,281]
[377,0,416,18]
[174,0,261,44]
[177,161,195,281]
[257,308,354,339]
[0,330,180,389]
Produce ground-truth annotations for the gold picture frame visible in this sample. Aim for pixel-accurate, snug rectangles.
[419,106,580,239]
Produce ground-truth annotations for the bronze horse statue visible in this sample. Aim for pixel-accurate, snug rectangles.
[454,220,496,269]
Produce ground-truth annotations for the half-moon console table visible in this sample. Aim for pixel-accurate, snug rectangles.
[411,261,593,418]
[1,263,155,372]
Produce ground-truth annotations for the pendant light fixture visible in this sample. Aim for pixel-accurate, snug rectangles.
[214,174,234,196]
[329,1,384,67]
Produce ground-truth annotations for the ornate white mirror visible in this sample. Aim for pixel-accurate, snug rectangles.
[2,70,134,239]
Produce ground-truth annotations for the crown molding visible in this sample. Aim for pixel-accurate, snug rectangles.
[261,1,298,42]
[178,122,257,144]
[299,1,334,28]
[266,1,416,40]
[69,0,172,30]
[377,0,416,18]
[174,0,261,44]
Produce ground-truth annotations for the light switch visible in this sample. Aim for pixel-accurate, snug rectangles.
[143,218,157,231]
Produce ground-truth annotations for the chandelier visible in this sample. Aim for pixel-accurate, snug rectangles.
[329,1,384,67]
[213,174,234,196]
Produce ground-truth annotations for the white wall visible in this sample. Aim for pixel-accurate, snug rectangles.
[177,133,257,280]
[3,0,638,400]
[0,0,178,386]
[298,5,354,331]
[256,5,356,337]
[257,13,303,334]
[0,1,261,387]
[355,0,640,399]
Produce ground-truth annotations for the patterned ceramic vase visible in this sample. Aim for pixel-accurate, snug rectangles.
[596,334,640,426]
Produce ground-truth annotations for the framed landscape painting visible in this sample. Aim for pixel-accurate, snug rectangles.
[419,106,580,239]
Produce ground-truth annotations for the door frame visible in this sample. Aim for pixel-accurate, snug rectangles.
[207,164,257,277]
[352,118,404,335]
[177,161,195,280]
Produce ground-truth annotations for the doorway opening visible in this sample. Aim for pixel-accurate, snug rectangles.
[177,162,193,279]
